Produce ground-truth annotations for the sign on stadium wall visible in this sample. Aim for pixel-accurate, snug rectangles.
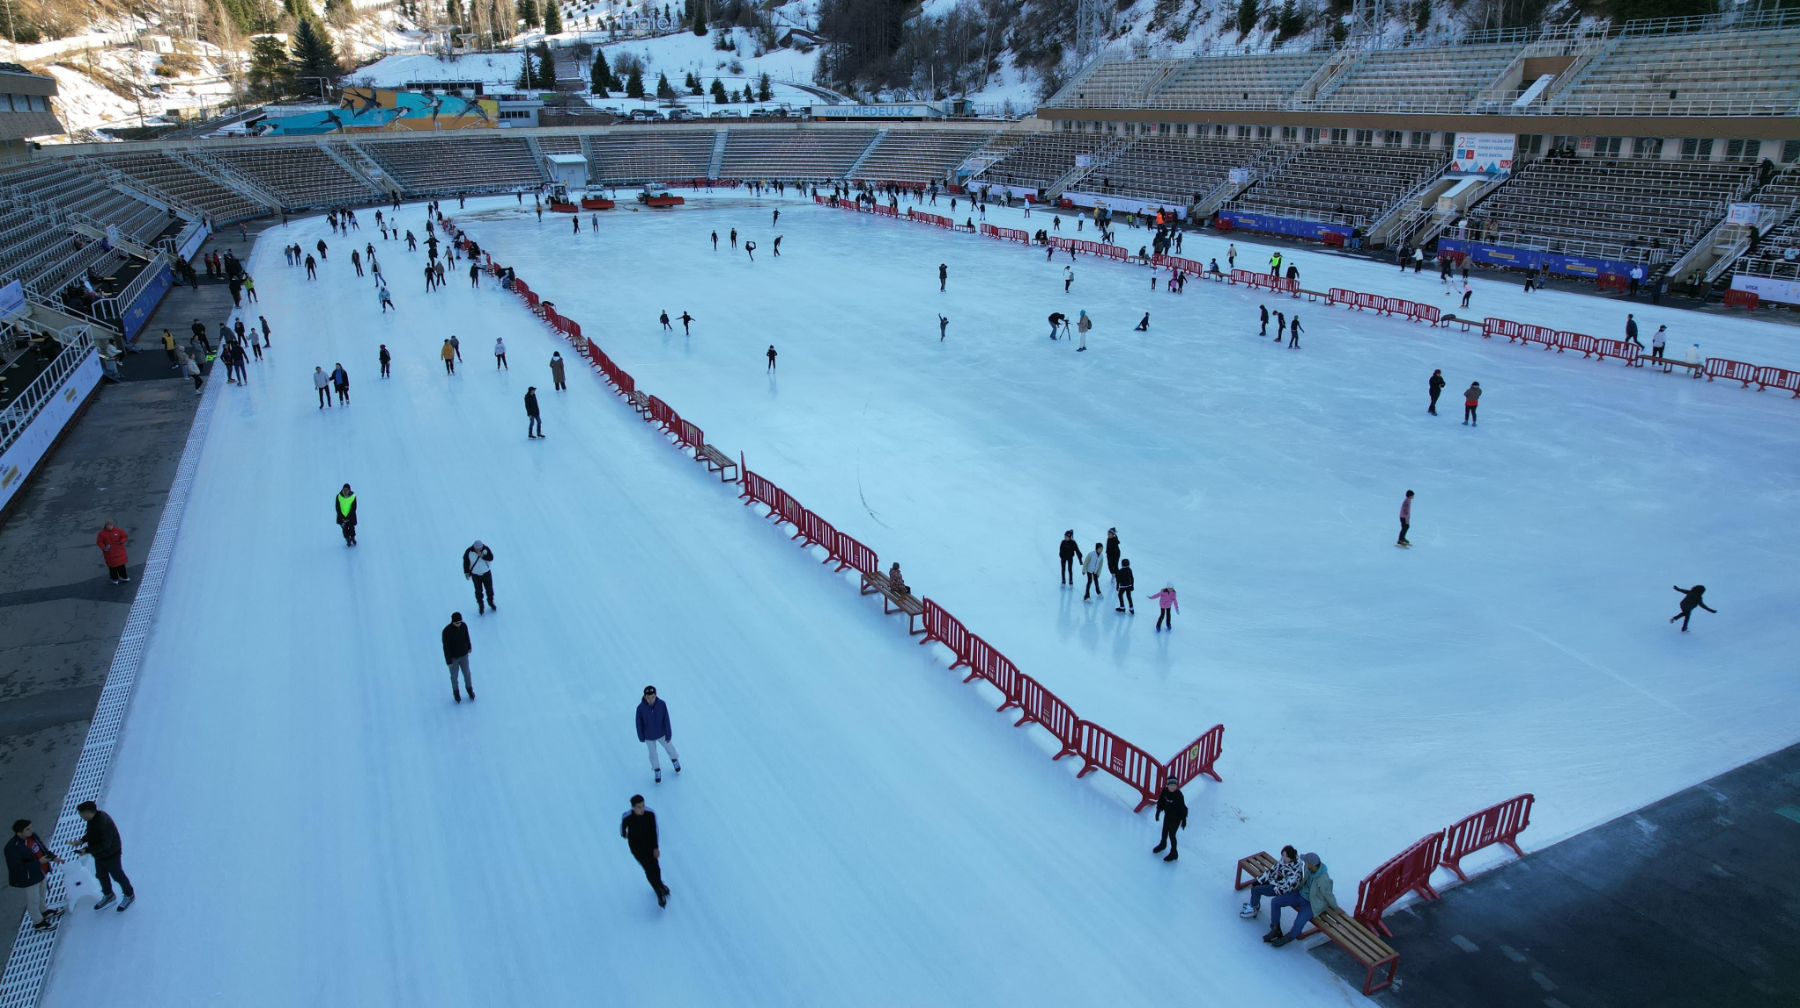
[1726,203,1762,225]
[1731,274,1800,305]
[1452,133,1515,177]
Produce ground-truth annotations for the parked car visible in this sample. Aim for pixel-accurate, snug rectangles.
[627,108,657,121]
[709,109,743,119]
[665,108,698,121]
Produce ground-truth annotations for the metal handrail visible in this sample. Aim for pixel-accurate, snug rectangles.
[0,331,93,456]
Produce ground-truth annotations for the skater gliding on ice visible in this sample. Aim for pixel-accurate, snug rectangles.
[525,387,543,439]
[442,612,474,701]
[1462,382,1481,425]
[334,484,357,545]
[1148,583,1178,630]
[621,796,670,907]
[1397,491,1414,547]
[1428,369,1445,415]
[636,686,680,783]
[1670,585,1716,631]
[1058,530,1078,585]
[1152,777,1186,861]
[1115,558,1135,613]
[463,541,496,613]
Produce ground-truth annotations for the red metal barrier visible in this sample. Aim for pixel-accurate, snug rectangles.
[908,211,954,228]
[1520,323,1558,348]
[1413,303,1441,325]
[1557,331,1599,357]
[1597,273,1628,294]
[1723,289,1759,310]
[1164,724,1225,787]
[1327,287,1357,306]
[919,598,972,669]
[776,490,808,533]
[962,634,995,685]
[1355,832,1446,937]
[1013,673,1081,759]
[646,395,674,431]
[1593,338,1641,365]
[1158,255,1205,275]
[1752,366,1800,396]
[799,508,838,554]
[738,466,781,510]
[871,204,899,218]
[982,648,1024,714]
[613,368,635,396]
[676,419,703,451]
[1482,318,1516,340]
[1073,721,1164,812]
[1439,794,1533,882]
[834,531,878,576]
[1706,357,1758,385]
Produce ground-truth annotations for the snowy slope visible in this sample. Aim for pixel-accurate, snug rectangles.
[33,203,1362,1007]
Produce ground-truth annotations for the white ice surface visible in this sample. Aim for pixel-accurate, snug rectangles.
[36,194,1800,1006]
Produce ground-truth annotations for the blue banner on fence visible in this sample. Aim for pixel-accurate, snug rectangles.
[1435,238,1641,281]
[1215,211,1354,242]
[119,262,173,342]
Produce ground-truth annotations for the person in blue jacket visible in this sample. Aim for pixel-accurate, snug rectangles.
[636,686,680,783]
[7,819,64,931]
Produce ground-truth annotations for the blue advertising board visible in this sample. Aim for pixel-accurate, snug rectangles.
[119,262,173,341]
[1215,210,1353,242]
[1435,237,1641,281]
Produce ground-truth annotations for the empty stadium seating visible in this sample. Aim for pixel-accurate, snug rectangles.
[1466,157,1754,263]
[979,132,1115,191]
[720,129,877,180]
[1082,136,1266,206]
[1047,58,1183,109]
[850,130,994,184]
[537,135,584,154]
[208,144,381,208]
[1728,169,1800,280]
[1316,42,1523,112]
[587,130,715,182]
[90,150,269,223]
[358,135,546,193]
[1227,146,1447,226]
[1145,52,1328,110]
[0,161,168,244]
[1549,27,1800,116]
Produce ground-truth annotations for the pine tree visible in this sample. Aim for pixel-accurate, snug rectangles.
[591,50,612,95]
[691,0,707,35]
[1234,0,1258,36]
[757,71,771,101]
[289,17,340,100]
[248,35,295,99]
[655,72,674,98]
[688,73,703,96]
[543,1,563,34]
[710,77,727,102]
[534,41,557,87]
[520,0,539,27]
[517,50,535,89]
[625,67,644,97]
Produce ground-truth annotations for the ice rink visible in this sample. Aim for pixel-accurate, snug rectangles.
[36,193,1800,1006]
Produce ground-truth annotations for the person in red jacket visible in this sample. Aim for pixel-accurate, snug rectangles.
[96,519,129,583]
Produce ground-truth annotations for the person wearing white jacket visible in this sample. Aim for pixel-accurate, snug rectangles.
[494,337,508,370]
[463,541,495,614]
[1081,543,1105,602]
[312,365,331,408]
[1685,343,1702,378]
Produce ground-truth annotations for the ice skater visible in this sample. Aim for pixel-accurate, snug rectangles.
[331,363,349,405]
[378,284,394,313]
[1063,265,1074,293]
[1076,310,1091,351]
[938,314,949,341]
[442,612,474,702]
[1148,583,1179,630]
[379,345,391,377]
[441,340,456,374]
[334,484,357,546]
[550,351,566,391]
[1081,543,1104,600]
[679,312,694,335]
[1669,585,1716,631]
[660,310,672,331]
[525,386,543,439]
[1259,304,1269,337]
[939,263,947,292]
[463,541,496,612]
[766,345,777,370]
[636,686,680,783]
[1428,369,1444,415]
[494,337,508,369]
[1287,315,1302,348]
[314,365,332,408]
[1273,311,1286,343]
[1397,490,1413,547]
[1462,381,1481,425]
[1135,313,1149,332]
[469,262,481,287]
[1115,559,1135,613]
[1152,777,1186,861]
[1058,531,1079,585]
[621,796,670,907]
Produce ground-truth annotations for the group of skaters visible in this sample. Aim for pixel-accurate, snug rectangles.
[1057,528,1178,628]
[155,314,271,395]
[708,226,779,260]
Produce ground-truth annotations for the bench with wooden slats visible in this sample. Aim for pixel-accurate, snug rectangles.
[625,389,651,414]
[859,569,926,631]
[696,443,737,482]
[1235,850,1400,995]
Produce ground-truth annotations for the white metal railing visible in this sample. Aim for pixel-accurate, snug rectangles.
[0,331,93,456]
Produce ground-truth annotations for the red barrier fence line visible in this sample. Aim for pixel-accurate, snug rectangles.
[1558,331,1599,358]
[1073,720,1164,812]
[984,649,1024,715]
[677,419,703,452]
[1013,673,1081,760]
[1355,831,1446,938]
[1706,357,1757,386]
[834,531,878,576]
[1164,724,1226,787]
[919,598,973,670]
[775,489,807,535]
[1593,338,1640,366]
[798,508,838,555]
[963,633,995,686]
[1439,794,1534,882]
[1752,365,1800,396]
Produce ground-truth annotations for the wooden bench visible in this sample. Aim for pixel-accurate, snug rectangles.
[696,443,737,482]
[1643,354,1702,375]
[858,570,926,634]
[625,389,651,414]
[1235,851,1400,996]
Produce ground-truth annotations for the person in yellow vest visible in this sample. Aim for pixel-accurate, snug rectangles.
[334,484,357,546]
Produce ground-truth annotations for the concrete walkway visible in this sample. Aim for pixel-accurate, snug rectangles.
[0,216,275,959]
[1315,741,1800,1007]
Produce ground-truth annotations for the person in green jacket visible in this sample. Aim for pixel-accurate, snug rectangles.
[1269,852,1341,946]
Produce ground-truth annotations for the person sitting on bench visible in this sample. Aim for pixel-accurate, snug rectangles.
[1267,852,1341,947]
[887,563,909,596]
[1240,846,1304,921]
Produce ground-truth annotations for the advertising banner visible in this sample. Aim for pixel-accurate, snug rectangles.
[1730,273,1800,305]
[1726,203,1761,225]
[1213,210,1352,241]
[1452,133,1515,177]
[1435,237,1641,281]
[1062,192,1186,219]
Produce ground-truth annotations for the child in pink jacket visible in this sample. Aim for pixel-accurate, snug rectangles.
[1149,584,1179,631]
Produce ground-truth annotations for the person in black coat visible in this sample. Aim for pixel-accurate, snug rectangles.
[7,819,63,930]
[334,484,357,546]
[1105,528,1122,579]
[442,612,474,702]
[621,795,670,906]
[1115,558,1135,613]
[74,801,133,910]
[1428,369,1446,415]
[525,387,542,439]
[1670,585,1716,631]
[1058,530,1079,585]
[1152,778,1188,861]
